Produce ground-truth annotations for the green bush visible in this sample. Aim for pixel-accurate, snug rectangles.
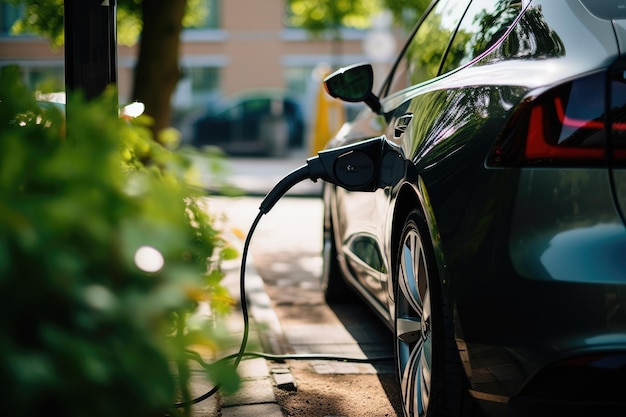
[0,66,239,417]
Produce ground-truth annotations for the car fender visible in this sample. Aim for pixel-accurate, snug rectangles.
[386,169,449,314]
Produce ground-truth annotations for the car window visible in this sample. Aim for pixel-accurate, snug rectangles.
[580,0,626,20]
[241,99,271,115]
[383,0,471,97]
[440,0,523,73]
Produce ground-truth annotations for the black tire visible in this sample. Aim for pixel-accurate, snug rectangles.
[394,209,468,417]
[321,207,356,303]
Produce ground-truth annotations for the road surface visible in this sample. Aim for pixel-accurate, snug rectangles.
[205,195,402,417]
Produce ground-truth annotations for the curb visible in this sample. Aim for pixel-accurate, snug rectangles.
[202,258,294,417]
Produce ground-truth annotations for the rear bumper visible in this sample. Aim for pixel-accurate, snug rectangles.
[475,395,626,417]
[460,299,626,416]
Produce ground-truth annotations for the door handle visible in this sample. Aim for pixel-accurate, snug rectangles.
[394,113,413,139]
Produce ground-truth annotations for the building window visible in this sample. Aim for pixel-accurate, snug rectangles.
[188,0,220,30]
[173,66,221,109]
[1,3,22,36]
[189,66,220,99]
[284,66,312,96]
[0,64,64,92]
[26,65,65,91]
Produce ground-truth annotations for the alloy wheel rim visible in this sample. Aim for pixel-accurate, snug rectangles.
[396,228,432,417]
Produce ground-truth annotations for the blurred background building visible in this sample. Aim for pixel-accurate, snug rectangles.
[0,0,398,153]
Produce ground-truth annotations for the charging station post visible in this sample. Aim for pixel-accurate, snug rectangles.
[64,0,118,104]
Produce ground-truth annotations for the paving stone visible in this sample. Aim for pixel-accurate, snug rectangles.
[221,403,285,417]
[311,360,379,375]
[237,357,270,379]
[221,377,276,407]
[272,368,297,391]
[284,323,356,345]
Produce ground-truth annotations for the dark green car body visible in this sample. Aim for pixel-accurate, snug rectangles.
[322,0,626,415]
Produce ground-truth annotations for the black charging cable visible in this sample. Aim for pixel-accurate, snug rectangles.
[174,137,400,408]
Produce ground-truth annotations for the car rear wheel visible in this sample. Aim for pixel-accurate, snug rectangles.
[394,209,467,417]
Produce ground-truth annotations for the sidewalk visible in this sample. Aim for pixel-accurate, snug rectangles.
[186,178,400,416]
[187,152,312,417]
[193,194,399,417]
[186,258,289,417]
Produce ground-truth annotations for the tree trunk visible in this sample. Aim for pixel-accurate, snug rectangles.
[132,0,186,136]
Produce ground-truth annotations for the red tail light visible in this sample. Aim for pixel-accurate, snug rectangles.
[610,67,626,166]
[488,71,626,167]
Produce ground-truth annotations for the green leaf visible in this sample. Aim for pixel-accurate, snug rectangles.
[0,66,239,417]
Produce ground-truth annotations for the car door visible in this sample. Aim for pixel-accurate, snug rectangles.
[609,24,626,227]
[380,0,526,297]
[381,0,527,307]
[335,0,474,312]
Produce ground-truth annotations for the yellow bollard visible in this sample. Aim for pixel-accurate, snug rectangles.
[309,72,346,156]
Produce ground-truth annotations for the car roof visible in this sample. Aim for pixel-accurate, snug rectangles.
[223,88,295,102]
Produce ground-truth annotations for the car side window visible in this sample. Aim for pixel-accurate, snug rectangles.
[383,0,471,97]
[242,99,270,116]
[440,0,524,74]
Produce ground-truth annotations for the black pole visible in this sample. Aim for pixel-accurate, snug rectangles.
[64,0,117,102]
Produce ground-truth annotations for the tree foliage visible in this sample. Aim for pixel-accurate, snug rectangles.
[286,0,382,38]
[5,0,208,47]
[381,0,431,29]
[286,0,431,36]
[0,65,239,417]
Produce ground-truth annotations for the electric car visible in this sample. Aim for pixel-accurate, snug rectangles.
[320,1,626,416]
